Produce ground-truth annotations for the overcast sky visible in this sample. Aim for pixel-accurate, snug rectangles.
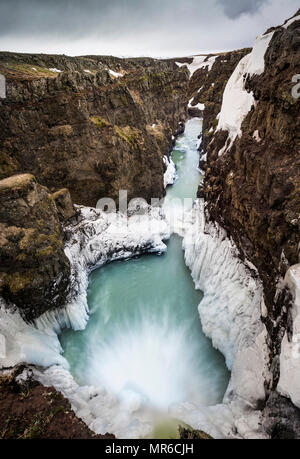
[0,0,298,57]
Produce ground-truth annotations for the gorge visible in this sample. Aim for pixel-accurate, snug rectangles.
[0,8,299,440]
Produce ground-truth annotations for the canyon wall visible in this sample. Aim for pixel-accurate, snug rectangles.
[190,11,300,437]
[0,53,189,207]
[0,53,189,320]
[0,174,75,321]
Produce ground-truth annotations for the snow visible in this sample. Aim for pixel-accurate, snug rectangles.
[108,69,123,78]
[163,155,177,188]
[32,67,37,71]
[278,264,300,407]
[253,130,261,142]
[188,97,205,111]
[283,14,300,29]
[176,55,217,77]
[49,68,62,73]
[246,32,274,77]
[84,69,92,74]
[216,31,274,155]
[216,53,255,153]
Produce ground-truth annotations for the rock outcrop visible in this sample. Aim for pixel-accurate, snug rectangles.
[0,174,73,321]
[0,53,189,207]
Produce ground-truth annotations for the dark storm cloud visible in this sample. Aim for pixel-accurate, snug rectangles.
[217,0,270,18]
[0,0,298,56]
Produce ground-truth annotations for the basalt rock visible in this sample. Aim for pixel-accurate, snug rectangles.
[0,53,189,207]
[0,174,71,321]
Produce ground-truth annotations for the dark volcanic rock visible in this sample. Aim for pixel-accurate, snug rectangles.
[0,174,71,321]
[0,53,189,207]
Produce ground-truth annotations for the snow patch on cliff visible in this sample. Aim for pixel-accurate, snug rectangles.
[176,55,217,77]
[216,32,274,155]
[188,97,205,111]
[283,14,300,29]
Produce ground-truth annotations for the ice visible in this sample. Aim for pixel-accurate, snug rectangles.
[278,264,300,407]
[163,155,177,188]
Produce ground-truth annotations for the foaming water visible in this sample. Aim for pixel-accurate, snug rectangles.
[60,118,230,436]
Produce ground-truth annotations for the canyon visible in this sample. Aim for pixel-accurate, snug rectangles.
[0,10,299,439]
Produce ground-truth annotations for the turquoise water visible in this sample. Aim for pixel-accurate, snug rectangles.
[60,118,230,435]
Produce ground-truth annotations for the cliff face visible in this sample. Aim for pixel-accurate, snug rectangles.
[198,11,300,421]
[0,174,74,321]
[0,53,189,207]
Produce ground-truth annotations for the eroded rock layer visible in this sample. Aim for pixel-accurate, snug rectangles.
[0,53,189,207]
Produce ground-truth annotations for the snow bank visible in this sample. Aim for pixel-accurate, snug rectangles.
[163,155,177,188]
[216,32,274,155]
[176,55,217,77]
[278,264,300,406]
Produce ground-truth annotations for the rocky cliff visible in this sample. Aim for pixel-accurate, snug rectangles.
[196,11,300,435]
[0,53,189,207]
[0,174,75,321]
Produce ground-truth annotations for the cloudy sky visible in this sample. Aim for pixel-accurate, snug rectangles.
[0,0,298,57]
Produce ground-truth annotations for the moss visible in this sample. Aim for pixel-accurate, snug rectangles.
[0,63,58,79]
[90,116,111,128]
[114,125,140,146]
[120,94,129,106]
[37,246,55,257]
[6,270,35,294]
